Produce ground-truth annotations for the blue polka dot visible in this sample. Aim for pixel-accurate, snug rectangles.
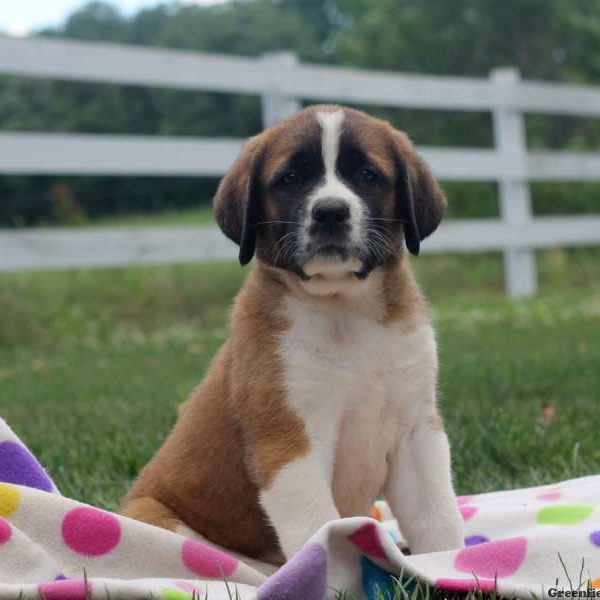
[387,530,400,543]
[360,556,398,600]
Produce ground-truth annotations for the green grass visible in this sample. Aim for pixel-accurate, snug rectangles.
[0,248,598,503]
[20,206,217,230]
[86,206,216,228]
[0,246,599,599]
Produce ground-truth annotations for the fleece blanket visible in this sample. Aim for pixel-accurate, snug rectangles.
[1,416,600,599]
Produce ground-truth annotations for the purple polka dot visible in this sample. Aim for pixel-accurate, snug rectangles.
[589,531,600,547]
[54,575,67,581]
[465,535,490,546]
[258,543,326,600]
[0,442,53,492]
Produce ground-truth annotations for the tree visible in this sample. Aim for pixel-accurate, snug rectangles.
[1,0,598,225]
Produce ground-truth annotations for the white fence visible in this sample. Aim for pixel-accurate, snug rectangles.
[1,37,599,296]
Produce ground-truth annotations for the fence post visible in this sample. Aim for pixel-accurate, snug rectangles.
[490,67,537,298]
[260,51,301,128]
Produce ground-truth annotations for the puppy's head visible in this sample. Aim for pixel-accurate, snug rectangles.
[213,105,446,280]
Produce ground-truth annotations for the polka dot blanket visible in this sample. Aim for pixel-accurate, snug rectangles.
[1,415,600,599]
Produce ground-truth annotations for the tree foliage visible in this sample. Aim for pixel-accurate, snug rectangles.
[1,0,599,225]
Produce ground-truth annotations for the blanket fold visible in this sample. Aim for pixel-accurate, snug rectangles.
[1,415,598,599]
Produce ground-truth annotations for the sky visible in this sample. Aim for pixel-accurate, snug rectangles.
[0,0,226,36]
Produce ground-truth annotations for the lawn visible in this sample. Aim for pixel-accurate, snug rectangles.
[85,206,217,228]
[0,244,598,598]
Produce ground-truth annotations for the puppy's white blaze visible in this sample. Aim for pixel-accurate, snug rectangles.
[302,110,365,273]
[318,109,344,175]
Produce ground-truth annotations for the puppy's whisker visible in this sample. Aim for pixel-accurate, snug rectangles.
[273,230,297,252]
[366,227,397,261]
[274,231,301,265]
[366,216,410,226]
[255,220,295,227]
[365,217,403,223]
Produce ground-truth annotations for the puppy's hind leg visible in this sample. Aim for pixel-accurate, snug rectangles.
[120,496,183,532]
[121,497,280,576]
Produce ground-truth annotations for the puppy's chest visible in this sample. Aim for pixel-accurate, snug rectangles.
[280,300,435,515]
[281,301,426,414]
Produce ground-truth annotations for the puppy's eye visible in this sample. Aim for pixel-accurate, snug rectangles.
[279,170,301,186]
[360,167,379,183]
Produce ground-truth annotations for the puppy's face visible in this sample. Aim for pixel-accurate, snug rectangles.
[214,105,446,280]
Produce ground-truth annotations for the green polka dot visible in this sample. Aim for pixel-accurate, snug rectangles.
[162,588,192,600]
[537,504,594,525]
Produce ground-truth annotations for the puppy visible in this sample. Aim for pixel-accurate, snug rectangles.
[121,105,464,566]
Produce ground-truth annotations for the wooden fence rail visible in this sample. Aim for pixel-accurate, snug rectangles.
[1,36,599,296]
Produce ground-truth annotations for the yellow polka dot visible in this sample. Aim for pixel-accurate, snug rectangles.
[0,483,20,517]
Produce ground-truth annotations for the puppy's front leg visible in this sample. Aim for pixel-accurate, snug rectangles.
[259,446,340,559]
[385,408,464,554]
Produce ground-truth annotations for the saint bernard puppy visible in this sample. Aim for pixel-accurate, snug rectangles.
[121,105,464,570]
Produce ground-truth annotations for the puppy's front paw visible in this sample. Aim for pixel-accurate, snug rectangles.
[408,511,465,554]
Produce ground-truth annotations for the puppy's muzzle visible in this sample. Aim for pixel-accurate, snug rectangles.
[312,199,350,228]
[309,198,352,250]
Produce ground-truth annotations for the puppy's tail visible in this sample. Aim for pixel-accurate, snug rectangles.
[120,496,182,532]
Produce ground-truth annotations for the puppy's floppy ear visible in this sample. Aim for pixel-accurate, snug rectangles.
[213,134,265,266]
[390,129,447,256]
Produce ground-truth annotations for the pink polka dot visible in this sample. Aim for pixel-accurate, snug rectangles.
[62,507,121,557]
[174,580,205,595]
[457,495,474,506]
[0,518,11,544]
[182,539,238,578]
[347,522,387,559]
[460,505,478,521]
[455,536,527,579]
[537,489,562,502]
[436,577,497,592]
[39,579,91,600]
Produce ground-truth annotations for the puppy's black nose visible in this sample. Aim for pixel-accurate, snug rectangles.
[312,200,350,226]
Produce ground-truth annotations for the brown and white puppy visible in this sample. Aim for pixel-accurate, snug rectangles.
[121,105,464,567]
